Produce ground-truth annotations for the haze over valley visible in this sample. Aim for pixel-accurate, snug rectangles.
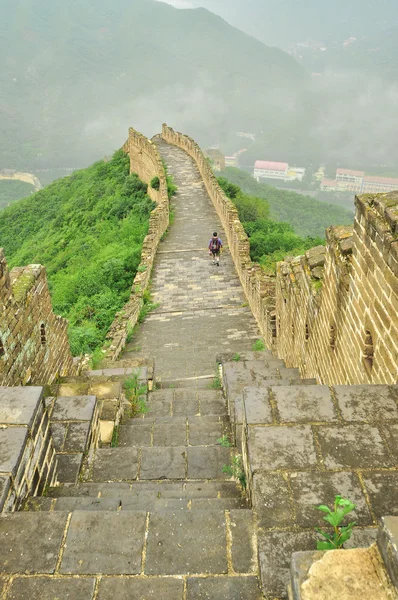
[1,0,397,181]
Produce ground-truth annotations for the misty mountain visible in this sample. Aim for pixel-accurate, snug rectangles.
[168,0,398,49]
[0,0,306,169]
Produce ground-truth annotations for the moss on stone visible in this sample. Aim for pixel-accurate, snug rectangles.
[12,272,36,302]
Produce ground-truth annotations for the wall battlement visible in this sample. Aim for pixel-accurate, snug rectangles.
[0,249,74,386]
[277,191,398,384]
[160,125,397,385]
[104,128,170,361]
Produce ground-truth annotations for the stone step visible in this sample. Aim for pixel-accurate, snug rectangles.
[87,445,235,481]
[0,510,258,578]
[45,480,244,500]
[0,574,263,598]
[377,516,398,589]
[24,494,248,512]
[118,416,230,447]
[217,350,276,363]
[140,388,227,418]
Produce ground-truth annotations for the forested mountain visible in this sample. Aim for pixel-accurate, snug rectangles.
[0,0,305,169]
[171,0,398,48]
[0,151,155,354]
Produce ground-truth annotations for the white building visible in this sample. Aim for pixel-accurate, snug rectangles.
[254,161,289,182]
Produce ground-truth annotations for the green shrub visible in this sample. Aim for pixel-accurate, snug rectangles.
[150,176,160,190]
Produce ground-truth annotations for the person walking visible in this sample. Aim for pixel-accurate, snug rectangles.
[209,232,223,266]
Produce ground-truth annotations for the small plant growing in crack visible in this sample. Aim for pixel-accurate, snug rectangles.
[232,353,241,362]
[124,372,149,417]
[111,425,119,448]
[252,339,266,351]
[209,375,222,389]
[222,454,246,489]
[315,495,357,550]
[217,435,233,447]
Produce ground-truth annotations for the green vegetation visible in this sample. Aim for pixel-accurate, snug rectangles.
[218,176,326,273]
[0,150,155,354]
[111,425,119,448]
[252,339,266,351]
[315,495,357,550]
[150,176,160,190]
[232,353,241,362]
[217,435,233,448]
[123,372,149,417]
[219,168,353,239]
[222,454,246,489]
[0,180,35,210]
[210,374,223,389]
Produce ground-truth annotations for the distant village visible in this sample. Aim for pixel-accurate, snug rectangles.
[206,148,398,195]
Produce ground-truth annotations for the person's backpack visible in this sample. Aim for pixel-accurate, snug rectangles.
[211,238,221,252]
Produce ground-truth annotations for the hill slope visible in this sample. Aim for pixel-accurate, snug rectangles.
[175,0,398,48]
[219,167,354,239]
[0,150,155,354]
[0,0,305,169]
[0,180,35,210]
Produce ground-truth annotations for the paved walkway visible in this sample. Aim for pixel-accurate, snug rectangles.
[122,140,260,381]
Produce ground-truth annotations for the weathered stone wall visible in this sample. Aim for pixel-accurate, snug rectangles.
[276,192,398,384]
[105,128,169,360]
[0,250,74,386]
[161,124,276,349]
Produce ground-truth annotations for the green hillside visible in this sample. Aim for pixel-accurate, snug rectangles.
[217,177,323,273]
[219,167,354,238]
[0,150,155,355]
[0,180,35,210]
[0,0,305,169]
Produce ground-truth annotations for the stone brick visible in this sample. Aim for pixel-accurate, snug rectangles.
[8,577,96,599]
[248,425,318,472]
[97,578,184,600]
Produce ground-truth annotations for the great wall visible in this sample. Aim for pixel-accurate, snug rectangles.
[0,125,397,599]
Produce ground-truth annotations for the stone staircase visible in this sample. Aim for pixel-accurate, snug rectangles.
[0,375,262,599]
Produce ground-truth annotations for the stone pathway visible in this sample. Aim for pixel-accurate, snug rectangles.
[122,140,260,381]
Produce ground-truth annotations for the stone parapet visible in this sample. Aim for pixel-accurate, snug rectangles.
[276,191,398,384]
[161,124,276,349]
[0,387,57,512]
[0,250,74,386]
[105,128,170,361]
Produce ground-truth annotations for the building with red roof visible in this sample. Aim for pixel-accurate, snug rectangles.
[362,176,398,193]
[254,160,289,182]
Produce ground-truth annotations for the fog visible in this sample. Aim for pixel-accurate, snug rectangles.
[2,0,398,175]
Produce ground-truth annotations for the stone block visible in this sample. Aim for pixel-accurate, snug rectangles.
[384,423,398,462]
[91,448,139,481]
[0,512,67,573]
[378,516,398,589]
[153,418,188,446]
[60,511,147,574]
[145,511,227,575]
[289,471,372,527]
[188,418,226,445]
[187,446,231,479]
[89,382,121,400]
[0,428,28,475]
[253,473,294,529]
[51,396,96,421]
[7,577,96,599]
[50,422,67,450]
[97,577,184,599]
[0,476,11,511]
[316,424,394,469]
[229,509,256,573]
[187,577,263,599]
[334,385,398,422]
[248,426,317,472]
[258,530,318,598]
[272,385,336,423]
[140,447,186,479]
[118,423,153,447]
[0,387,43,426]
[56,454,83,484]
[243,388,273,424]
[362,471,398,518]
[63,422,90,452]
[57,382,90,396]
